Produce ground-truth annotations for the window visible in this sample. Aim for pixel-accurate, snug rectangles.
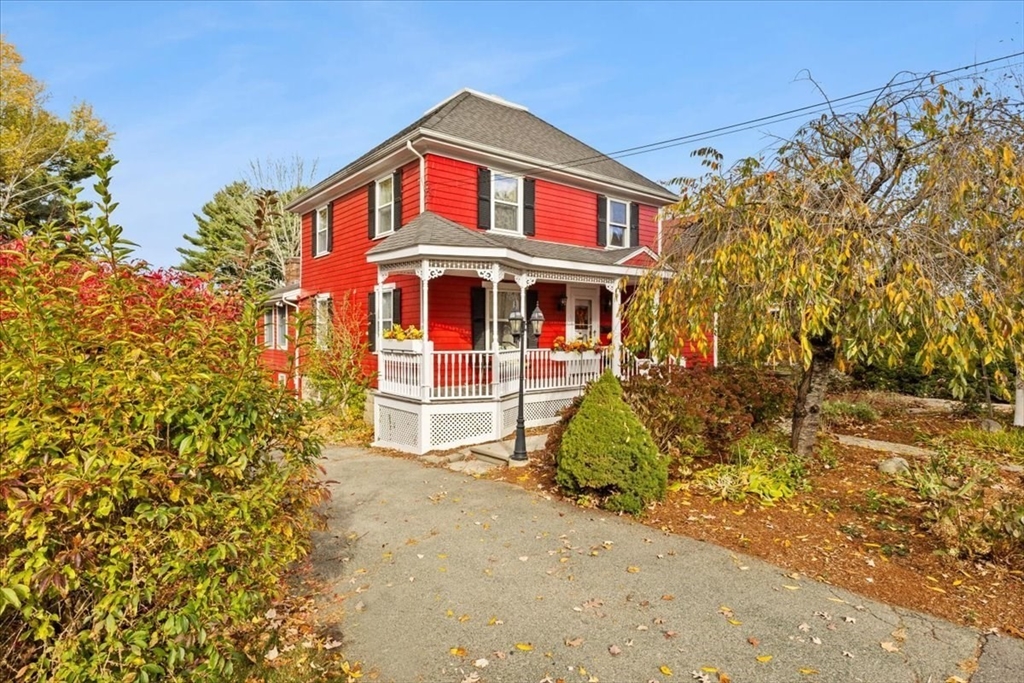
[376,176,394,237]
[488,290,520,349]
[263,310,274,347]
[275,307,288,350]
[608,199,629,248]
[379,289,395,336]
[315,206,329,256]
[314,295,332,349]
[492,172,521,233]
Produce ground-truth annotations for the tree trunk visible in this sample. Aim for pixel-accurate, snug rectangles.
[1015,363,1023,429]
[791,342,835,457]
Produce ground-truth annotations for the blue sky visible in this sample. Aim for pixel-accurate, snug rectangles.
[4,0,1022,267]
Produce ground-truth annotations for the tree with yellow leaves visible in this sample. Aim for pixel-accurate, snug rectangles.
[629,74,1024,455]
[0,36,112,232]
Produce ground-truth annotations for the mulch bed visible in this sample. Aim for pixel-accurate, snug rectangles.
[487,403,1024,639]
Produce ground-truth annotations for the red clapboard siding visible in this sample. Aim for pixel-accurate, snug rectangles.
[638,204,658,252]
[425,155,477,227]
[533,179,597,247]
[427,275,474,351]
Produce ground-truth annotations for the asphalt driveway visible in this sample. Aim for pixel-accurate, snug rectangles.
[311,446,1022,683]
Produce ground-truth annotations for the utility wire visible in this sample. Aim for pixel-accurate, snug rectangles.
[516,51,1023,180]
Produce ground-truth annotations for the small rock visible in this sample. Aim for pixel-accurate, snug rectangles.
[979,418,1003,433]
[878,457,910,475]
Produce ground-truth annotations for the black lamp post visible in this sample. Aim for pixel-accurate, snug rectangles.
[509,302,545,462]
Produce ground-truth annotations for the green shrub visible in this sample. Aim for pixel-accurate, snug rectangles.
[556,372,667,515]
[821,400,879,426]
[623,365,794,460]
[0,167,325,681]
[693,432,807,503]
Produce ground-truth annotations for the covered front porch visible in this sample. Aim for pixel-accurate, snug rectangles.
[370,258,659,454]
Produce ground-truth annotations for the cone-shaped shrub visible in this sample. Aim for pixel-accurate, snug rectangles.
[555,372,667,514]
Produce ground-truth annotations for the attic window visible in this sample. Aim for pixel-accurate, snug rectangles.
[492,172,521,233]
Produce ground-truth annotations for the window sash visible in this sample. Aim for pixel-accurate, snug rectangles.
[314,298,331,349]
[608,199,629,248]
[380,290,394,335]
[491,173,521,233]
[316,207,329,254]
[376,177,394,236]
[263,311,274,347]
[485,289,520,350]
[275,307,288,350]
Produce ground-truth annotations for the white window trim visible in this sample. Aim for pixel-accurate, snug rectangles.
[263,310,275,348]
[491,170,523,235]
[373,283,396,351]
[483,283,522,351]
[314,293,332,349]
[374,175,395,239]
[606,197,630,249]
[314,205,330,257]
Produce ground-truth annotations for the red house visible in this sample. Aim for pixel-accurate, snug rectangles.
[264,89,714,454]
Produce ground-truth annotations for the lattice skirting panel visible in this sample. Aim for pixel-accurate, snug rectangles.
[525,397,574,423]
[430,411,494,451]
[499,389,581,438]
[376,403,420,449]
[502,406,518,433]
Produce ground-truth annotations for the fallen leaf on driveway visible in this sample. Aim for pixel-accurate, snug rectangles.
[458,614,471,623]
[727,618,742,626]
[473,658,489,668]
[798,667,819,675]
[627,566,641,573]
[747,637,760,647]
[659,664,673,676]
[880,642,899,653]
[661,594,675,601]
[519,556,529,562]
[756,655,773,663]
[461,673,480,683]
[663,630,678,639]
[609,644,622,656]
[718,673,732,683]
[515,642,534,651]
[450,647,467,657]
[565,637,584,647]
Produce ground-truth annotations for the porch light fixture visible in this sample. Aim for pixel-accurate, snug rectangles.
[509,303,545,462]
[558,295,567,311]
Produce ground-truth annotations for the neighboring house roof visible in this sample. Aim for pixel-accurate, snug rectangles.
[368,210,640,267]
[289,89,677,211]
[265,283,301,303]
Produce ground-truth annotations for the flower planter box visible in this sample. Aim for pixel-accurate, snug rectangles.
[550,350,598,362]
[381,338,424,353]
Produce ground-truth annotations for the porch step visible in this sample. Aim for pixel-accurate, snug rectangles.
[421,451,467,466]
[470,434,548,468]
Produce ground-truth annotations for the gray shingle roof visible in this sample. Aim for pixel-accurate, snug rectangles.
[368,211,639,267]
[294,90,676,208]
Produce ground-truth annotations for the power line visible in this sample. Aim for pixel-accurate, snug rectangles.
[519,51,1024,181]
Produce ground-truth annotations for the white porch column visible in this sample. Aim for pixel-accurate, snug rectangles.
[415,260,446,402]
[375,267,386,382]
[607,280,622,377]
[478,264,503,399]
[514,272,537,393]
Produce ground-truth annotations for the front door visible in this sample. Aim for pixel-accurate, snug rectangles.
[567,285,599,341]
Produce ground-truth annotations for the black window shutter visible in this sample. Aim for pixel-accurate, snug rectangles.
[477,167,491,230]
[629,202,640,248]
[367,183,376,239]
[470,287,487,350]
[596,194,607,247]
[367,292,376,351]
[326,201,334,253]
[393,168,404,231]
[392,288,402,327]
[526,289,539,349]
[308,211,317,256]
[523,177,536,236]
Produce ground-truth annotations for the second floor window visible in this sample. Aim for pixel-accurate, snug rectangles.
[492,172,521,233]
[376,176,394,237]
[315,206,330,255]
[608,199,629,248]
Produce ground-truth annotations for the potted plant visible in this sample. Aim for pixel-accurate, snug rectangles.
[381,324,425,352]
[550,335,602,361]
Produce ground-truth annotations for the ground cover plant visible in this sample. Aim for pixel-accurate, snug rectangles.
[0,163,327,681]
[555,372,667,514]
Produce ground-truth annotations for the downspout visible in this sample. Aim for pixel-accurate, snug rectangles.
[406,140,425,214]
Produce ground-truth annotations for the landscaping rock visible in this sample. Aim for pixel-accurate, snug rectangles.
[878,457,910,475]
[979,418,1003,433]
